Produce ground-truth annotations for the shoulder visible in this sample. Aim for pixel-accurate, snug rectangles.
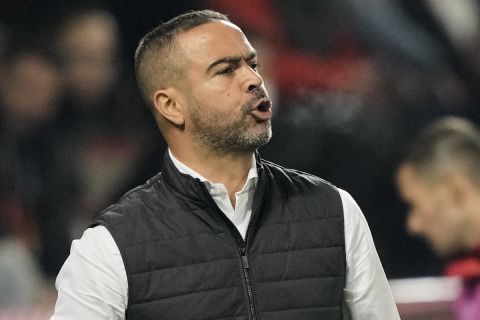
[338,188,363,224]
[73,226,122,260]
[260,159,344,218]
[117,172,164,207]
[90,172,168,240]
[97,172,164,218]
[260,158,339,194]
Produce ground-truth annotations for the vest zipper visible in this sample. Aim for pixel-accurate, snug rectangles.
[198,168,266,320]
[240,246,256,320]
[240,170,265,320]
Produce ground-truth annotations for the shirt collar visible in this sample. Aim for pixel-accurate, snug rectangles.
[168,149,258,193]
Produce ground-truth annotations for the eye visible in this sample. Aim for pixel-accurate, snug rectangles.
[218,66,235,75]
[250,63,258,71]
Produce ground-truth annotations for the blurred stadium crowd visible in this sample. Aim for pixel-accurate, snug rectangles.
[1,0,480,318]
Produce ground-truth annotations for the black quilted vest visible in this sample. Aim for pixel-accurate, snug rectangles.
[93,153,346,319]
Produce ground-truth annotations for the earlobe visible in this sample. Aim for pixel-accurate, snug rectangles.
[153,89,185,126]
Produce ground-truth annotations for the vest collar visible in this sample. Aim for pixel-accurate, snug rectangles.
[161,150,266,205]
[161,150,268,240]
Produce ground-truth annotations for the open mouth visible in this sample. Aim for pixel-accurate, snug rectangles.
[250,98,272,121]
[256,99,272,112]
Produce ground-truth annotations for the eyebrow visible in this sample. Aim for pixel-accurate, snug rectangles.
[206,51,257,73]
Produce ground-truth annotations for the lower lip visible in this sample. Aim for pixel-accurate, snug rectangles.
[250,108,272,121]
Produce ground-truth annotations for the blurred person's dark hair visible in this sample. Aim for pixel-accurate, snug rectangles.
[0,26,59,64]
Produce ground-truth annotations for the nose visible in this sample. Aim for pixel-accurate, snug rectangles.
[242,64,263,93]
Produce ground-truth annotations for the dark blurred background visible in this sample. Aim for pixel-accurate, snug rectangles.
[1,0,479,317]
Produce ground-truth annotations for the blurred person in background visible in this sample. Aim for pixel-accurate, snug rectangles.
[51,9,399,320]
[396,117,480,320]
[56,4,120,110]
[0,28,65,306]
[53,3,156,238]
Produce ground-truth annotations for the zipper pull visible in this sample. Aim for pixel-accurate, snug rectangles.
[241,248,250,269]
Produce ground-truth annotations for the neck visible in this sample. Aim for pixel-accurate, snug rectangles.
[171,146,254,200]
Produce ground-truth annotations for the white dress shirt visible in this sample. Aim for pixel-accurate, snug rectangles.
[51,152,400,319]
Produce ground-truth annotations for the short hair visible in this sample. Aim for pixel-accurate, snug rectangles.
[402,116,480,186]
[134,10,230,108]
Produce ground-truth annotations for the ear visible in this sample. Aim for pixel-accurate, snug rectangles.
[153,88,185,126]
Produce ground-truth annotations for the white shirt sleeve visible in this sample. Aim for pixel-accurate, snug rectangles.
[340,189,400,320]
[51,226,128,320]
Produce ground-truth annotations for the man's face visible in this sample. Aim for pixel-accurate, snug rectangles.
[174,21,272,154]
[396,164,468,257]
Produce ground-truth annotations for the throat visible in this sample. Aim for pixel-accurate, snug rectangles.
[229,193,237,209]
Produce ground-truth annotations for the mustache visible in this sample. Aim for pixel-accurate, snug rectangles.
[251,87,268,100]
[244,87,270,111]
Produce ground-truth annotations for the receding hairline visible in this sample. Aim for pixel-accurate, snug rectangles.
[134,10,231,108]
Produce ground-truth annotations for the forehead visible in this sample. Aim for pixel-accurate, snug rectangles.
[175,21,254,66]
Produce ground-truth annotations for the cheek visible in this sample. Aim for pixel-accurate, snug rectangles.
[427,203,459,240]
[407,199,437,234]
[194,88,235,111]
[438,206,464,235]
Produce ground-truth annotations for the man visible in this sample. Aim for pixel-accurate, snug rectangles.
[51,10,399,319]
[396,116,480,320]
